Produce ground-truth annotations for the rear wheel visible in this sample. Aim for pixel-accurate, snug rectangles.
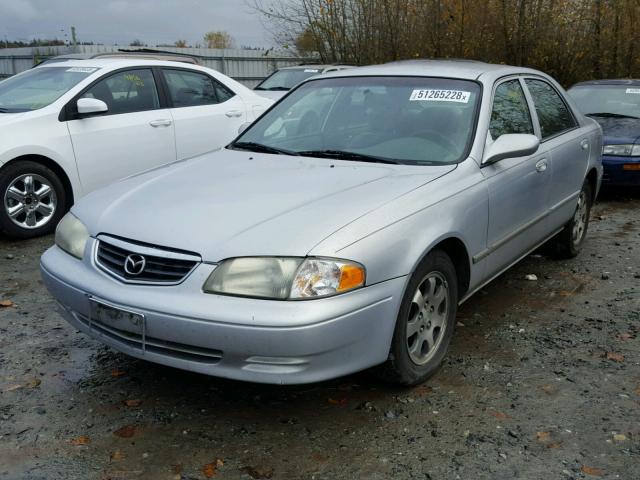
[0,161,66,239]
[551,179,592,259]
[378,249,458,386]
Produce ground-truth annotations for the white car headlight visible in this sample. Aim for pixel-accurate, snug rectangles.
[55,213,89,259]
[602,144,640,157]
[203,257,365,300]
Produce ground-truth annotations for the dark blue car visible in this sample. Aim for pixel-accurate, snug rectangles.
[569,79,640,186]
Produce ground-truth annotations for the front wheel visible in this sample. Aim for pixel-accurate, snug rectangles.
[378,249,458,386]
[0,161,67,239]
[551,179,592,259]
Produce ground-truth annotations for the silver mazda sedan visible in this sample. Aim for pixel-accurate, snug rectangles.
[41,60,602,385]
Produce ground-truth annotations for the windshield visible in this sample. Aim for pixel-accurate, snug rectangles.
[569,85,640,118]
[0,66,97,112]
[255,68,323,91]
[236,76,481,165]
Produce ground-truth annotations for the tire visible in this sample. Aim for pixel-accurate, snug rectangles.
[0,161,67,239]
[551,179,592,259]
[378,249,458,386]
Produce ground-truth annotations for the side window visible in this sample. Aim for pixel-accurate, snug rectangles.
[525,79,577,139]
[490,80,533,140]
[81,69,159,115]
[163,69,234,107]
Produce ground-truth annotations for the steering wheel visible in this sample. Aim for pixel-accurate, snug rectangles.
[415,129,459,154]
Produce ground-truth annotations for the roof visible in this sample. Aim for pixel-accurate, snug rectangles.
[571,79,640,87]
[320,59,544,81]
[34,58,204,70]
[278,64,353,70]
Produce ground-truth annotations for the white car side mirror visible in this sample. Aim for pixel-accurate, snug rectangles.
[77,98,108,116]
[483,134,540,165]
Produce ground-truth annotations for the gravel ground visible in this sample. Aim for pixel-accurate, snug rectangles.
[0,190,638,480]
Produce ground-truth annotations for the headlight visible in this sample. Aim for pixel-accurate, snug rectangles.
[203,257,365,300]
[55,213,89,259]
[602,144,640,156]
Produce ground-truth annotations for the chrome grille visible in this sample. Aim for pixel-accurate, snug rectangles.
[95,235,200,285]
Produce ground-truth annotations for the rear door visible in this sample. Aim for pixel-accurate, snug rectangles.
[523,78,589,229]
[481,78,551,277]
[160,68,247,159]
[66,68,176,194]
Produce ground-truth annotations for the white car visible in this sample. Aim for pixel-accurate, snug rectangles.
[0,58,273,238]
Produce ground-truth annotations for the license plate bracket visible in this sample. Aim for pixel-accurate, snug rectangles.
[87,296,146,353]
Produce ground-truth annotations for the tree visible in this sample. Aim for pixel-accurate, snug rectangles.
[174,39,189,48]
[203,31,234,49]
[295,27,320,55]
[129,39,145,47]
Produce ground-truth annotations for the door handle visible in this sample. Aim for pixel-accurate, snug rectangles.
[535,159,548,173]
[580,139,589,151]
[225,110,243,118]
[149,119,172,127]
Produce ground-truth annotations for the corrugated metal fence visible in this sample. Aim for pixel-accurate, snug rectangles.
[0,45,317,87]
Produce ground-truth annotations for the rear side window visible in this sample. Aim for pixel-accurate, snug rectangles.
[163,69,234,107]
[525,79,577,139]
[490,79,534,139]
[81,69,159,115]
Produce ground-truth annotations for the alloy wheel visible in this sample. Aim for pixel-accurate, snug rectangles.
[3,173,58,230]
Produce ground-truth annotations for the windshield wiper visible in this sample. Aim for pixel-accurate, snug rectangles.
[0,107,11,113]
[297,149,401,164]
[262,86,290,91]
[230,141,299,156]
[586,112,640,120]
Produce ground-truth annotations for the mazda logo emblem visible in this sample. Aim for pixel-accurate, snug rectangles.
[124,254,146,276]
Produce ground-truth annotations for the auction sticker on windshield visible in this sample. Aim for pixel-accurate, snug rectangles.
[410,89,470,103]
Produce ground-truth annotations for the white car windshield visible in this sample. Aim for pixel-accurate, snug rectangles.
[236,76,481,165]
[0,66,98,113]
[255,68,323,91]
[569,84,640,119]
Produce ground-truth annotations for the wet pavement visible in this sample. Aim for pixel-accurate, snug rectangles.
[0,190,638,480]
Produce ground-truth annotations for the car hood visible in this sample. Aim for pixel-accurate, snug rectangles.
[74,149,455,261]
[0,112,28,125]
[591,116,640,144]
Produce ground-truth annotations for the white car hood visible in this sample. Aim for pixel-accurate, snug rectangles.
[74,149,455,261]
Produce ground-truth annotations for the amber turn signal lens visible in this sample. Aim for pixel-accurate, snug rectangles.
[623,164,640,171]
[337,264,365,292]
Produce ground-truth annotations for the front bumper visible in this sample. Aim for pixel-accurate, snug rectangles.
[602,155,640,186]
[40,241,406,384]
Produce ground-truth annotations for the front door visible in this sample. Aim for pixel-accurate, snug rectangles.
[66,68,176,194]
[481,78,551,278]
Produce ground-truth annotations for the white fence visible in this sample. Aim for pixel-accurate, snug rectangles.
[0,45,317,88]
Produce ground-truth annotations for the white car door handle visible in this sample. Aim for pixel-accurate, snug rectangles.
[535,159,548,173]
[225,110,243,118]
[580,139,589,150]
[149,119,172,128]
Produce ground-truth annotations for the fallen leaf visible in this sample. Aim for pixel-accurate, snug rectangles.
[488,411,511,420]
[5,384,22,392]
[25,378,41,388]
[172,464,183,475]
[123,399,142,408]
[327,397,347,406]
[581,466,605,476]
[69,435,90,446]
[110,449,126,461]
[311,453,328,463]
[547,441,562,449]
[536,431,550,442]
[634,386,640,397]
[413,385,432,396]
[202,463,217,478]
[113,425,137,438]
[241,466,274,479]
[613,434,627,442]
[541,384,555,395]
[111,369,126,378]
[617,332,633,341]
[606,352,625,363]
[0,300,14,308]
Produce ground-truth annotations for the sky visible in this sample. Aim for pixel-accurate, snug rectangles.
[0,0,278,48]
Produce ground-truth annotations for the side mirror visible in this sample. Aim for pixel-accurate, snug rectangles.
[483,134,540,165]
[77,98,108,116]
[237,122,252,135]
